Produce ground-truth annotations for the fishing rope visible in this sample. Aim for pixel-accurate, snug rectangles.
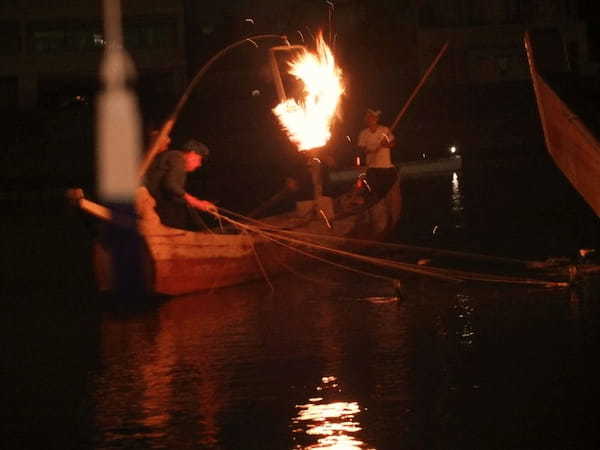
[266,226,569,287]
[215,208,494,280]
[214,212,466,283]
[257,226,464,282]
[230,216,403,284]
[247,228,275,293]
[224,213,345,287]
[211,208,570,288]
[215,211,407,284]
[218,206,547,268]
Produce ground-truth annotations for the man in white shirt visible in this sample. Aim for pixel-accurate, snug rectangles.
[357,108,398,197]
[357,108,395,168]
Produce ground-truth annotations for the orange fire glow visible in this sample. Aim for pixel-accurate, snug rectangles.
[273,33,343,151]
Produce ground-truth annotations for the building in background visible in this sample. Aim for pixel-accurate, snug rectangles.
[2,0,597,156]
[178,0,598,161]
[402,0,597,160]
[0,0,187,111]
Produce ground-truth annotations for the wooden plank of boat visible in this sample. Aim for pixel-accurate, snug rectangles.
[524,32,600,217]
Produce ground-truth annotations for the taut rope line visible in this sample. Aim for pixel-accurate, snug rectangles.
[211,209,569,288]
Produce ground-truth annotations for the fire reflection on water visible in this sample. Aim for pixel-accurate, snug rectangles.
[454,293,476,346]
[92,290,257,448]
[292,376,371,449]
[91,275,410,449]
[451,171,464,215]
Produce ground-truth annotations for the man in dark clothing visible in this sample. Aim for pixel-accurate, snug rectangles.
[144,139,216,230]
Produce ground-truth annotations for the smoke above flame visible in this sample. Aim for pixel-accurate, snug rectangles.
[273,33,343,151]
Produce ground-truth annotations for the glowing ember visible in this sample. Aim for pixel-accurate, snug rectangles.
[273,33,343,151]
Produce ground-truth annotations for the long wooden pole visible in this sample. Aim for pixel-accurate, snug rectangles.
[247,179,297,218]
[390,41,449,131]
[138,34,288,179]
[269,45,306,102]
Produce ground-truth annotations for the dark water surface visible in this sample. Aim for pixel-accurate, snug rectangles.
[2,158,599,449]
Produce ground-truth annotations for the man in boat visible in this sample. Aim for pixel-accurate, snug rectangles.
[144,138,217,230]
[357,108,398,198]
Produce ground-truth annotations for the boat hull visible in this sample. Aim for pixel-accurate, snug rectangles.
[91,180,402,296]
[525,32,600,217]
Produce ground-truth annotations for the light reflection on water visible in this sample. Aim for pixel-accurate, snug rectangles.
[92,286,265,448]
[292,376,369,449]
[451,171,463,214]
[89,275,413,449]
[450,171,465,232]
[82,251,600,449]
[454,293,476,346]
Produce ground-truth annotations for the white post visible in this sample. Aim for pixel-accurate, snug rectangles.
[96,0,147,296]
[97,0,141,203]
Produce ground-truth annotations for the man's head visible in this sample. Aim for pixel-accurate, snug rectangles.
[364,108,381,128]
[181,139,210,172]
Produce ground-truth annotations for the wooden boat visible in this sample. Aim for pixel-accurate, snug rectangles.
[71,27,457,297]
[524,31,600,217]
[74,170,401,296]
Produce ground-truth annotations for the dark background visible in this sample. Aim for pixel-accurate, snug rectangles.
[1,0,599,214]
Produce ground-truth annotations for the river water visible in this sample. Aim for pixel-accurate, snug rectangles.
[2,156,599,449]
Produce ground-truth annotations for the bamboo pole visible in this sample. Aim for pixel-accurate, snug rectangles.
[268,45,306,102]
[247,178,299,218]
[390,41,449,131]
[138,34,289,179]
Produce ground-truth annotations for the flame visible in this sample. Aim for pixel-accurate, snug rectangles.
[273,33,343,151]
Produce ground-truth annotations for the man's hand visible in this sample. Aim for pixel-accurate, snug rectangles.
[380,134,391,147]
[195,199,217,212]
[184,193,217,213]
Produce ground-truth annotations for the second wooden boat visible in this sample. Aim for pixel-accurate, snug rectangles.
[524,31,600,217]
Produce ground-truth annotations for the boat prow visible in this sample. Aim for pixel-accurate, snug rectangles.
[524,31,600,217]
